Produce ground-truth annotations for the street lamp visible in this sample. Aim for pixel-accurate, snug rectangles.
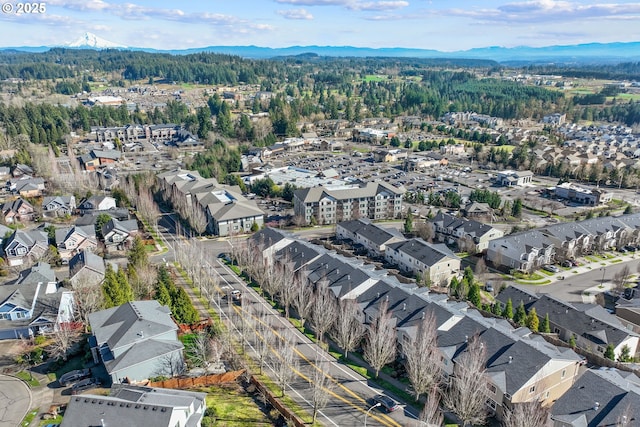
[600,267,606,288]
[364,402,381,427]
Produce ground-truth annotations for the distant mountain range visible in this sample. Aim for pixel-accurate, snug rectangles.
[2,32,640,64]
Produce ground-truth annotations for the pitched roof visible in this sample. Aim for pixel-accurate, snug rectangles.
[294,181,405,203]
[89,301,178,353]
[387,238,459,267]
[62,384,206,427]
[551,369,640,426]
[338,219,403,246]
[69,250,105,277]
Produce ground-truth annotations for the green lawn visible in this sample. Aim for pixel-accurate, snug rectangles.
[20,409,39,427]
[200,385,274,426]
[16,371,40,387]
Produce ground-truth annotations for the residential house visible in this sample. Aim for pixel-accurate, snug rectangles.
[102,218,139,250]
[88,300,184,384]
[79,150,121,171]
[55,225,98,263]
[61,385,207,427]
[11,163,33,177]
[336,219,405,257]
[3,229,49,267]
[77,195,117,213]
[2,198,35,223]
[550,368,640,427]
[385,238,460,285]
[7,177,45,197]
[496,170,533,187]
[0,262,74,339]
[496,287,640,360]
[69,250,105,288]
[461,201,493,221]
[430,212,504,252]
[42,195,76,218]
[75,208,130,227]
[293,181,405,225]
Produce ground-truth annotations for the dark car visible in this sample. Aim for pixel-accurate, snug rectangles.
[373,394,400,413]
[71,377,100,395]
[59,369,91,387]
[624,246,637,252]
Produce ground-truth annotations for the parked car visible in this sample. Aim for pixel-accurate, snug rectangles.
[485,283,494,293]
[373,394,400,413]
[624,245,637,252]
[71,377,100,395]
[561,260,572,268]
[59,369,91,387]
[618,247,629,253]
[543,265,560,273]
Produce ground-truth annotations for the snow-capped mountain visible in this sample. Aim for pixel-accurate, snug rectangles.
[65,32,127,49]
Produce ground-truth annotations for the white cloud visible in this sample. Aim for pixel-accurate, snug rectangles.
[277,8,315,19]
[347,1,409,11]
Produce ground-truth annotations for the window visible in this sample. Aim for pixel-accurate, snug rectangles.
[529,386,536,394]
[487,383,497,394]
[561,369,566,379]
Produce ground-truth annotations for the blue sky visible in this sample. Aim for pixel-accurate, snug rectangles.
[2,0,640,50]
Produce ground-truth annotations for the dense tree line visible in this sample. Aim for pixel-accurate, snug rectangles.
[526,62,640,82]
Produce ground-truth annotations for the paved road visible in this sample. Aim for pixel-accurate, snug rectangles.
[210,258,416,427]
[516,255,640,303]
[0,375,31,427]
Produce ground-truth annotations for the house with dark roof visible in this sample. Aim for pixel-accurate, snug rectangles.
[2,197,35,223]
[102,218,139,250]
[551,368,640,427]
[42,195,76,218]
[253,228,584,421]
[430,212,504,252]
[55,225,97,262]
[88,300,184,384]
[0,262,74,339]
[496,287,640,360]
[69,250,105,288]
[3,229,49,266]
[6,177,45,197]
[385,238,461,285]
[61,384,206,427]
[78,195,117,213]
[487,213,640,272]
[336,219,405,257]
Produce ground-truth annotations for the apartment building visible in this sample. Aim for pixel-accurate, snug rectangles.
[293,181,405,225]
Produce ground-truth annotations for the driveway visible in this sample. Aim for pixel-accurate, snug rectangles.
[0,375,31,426]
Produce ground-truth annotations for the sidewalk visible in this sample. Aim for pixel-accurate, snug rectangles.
[510,251,640,286]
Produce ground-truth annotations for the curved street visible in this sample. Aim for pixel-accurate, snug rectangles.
[0,374,31,427]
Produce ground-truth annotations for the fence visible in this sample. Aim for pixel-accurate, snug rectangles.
[149,370,245,389]
[250,375,306,427]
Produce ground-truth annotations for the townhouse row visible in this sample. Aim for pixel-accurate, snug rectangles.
[249,228,587,421]
[487,212,640,272]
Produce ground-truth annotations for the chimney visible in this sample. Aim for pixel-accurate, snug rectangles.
[385,295,389,302]
[347,275,351,281]
[421,311,425,319]
[594,402,600,411]
[465,335,468,343]
[508,356,513,364]
[138,331,144,339]
[336,269,340,275]
[402,303,406,311]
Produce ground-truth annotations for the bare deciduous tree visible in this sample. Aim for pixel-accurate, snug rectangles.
[47,323,81,361]
[405,311,442,401]
[186,330,222,368]
[475,257,488,280]
[501,399,549,427]
[71,271,104,332]
[419,385,444,427]
[415,221,435,243]
[253,311,275,375]
[443,335,489,427]
[310,358,333,424]
[272,331,299,397]
[130,263,158,300]
[613,265,631,295]
[278,259,297,319]
[136,188,160,227]
[363,300,397,378]
[155,352,186,378]
[330,298,364,358]
[310,280,337,344]
[291,272,314,330]
[187,204,208,237]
